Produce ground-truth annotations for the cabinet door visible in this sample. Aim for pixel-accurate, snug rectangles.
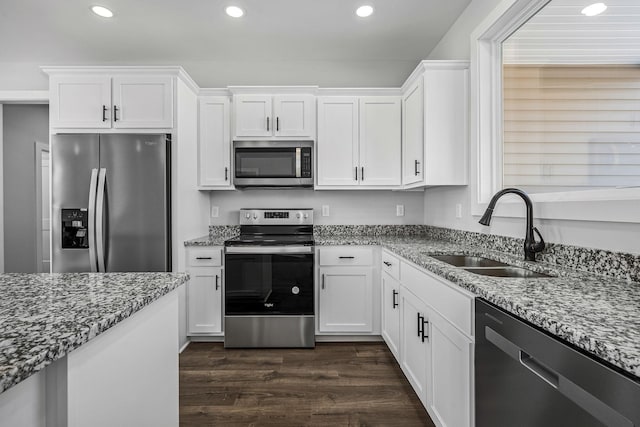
[187,266,223,334]
[317,97,359,186]
[400,287,430,407]
[318,266,373,333]
[273,95,315,138]
[111,75,173,128]
[402,78,425,186]
[198,97,232,188]
[424,67,468,185]
[359,97,402,186]
[234,95,273,137]
[50,75,112,128]
[428,309,472,427]
[381,272,401,360]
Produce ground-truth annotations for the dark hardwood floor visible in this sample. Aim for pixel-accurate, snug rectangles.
[179,342,435,426]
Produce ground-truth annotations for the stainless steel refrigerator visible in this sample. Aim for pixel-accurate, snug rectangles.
[52,134,171,272]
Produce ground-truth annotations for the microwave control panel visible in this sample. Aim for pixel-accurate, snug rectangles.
[301,148,312,178]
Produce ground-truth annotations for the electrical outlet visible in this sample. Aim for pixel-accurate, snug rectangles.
[211,205,219,218]
[455,204,462,219]
[322,205,330,217]
[396,205,405,217]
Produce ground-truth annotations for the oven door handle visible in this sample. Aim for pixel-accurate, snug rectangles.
[225,246,314,254]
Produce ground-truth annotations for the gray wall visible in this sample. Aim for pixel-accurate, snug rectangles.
[208,190,425,226]
[2,104,49,272]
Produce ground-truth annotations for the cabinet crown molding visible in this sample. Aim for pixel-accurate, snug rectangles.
[228,85,319,95]
[401,60,470,93]
[40,65,199,95]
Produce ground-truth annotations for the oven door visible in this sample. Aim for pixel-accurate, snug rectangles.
[225,246,314,315]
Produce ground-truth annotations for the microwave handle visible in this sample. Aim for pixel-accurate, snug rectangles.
[296,147,301,178]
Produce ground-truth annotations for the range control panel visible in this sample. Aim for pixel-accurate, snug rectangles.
[61,208,89,249]
[240,209,314,226]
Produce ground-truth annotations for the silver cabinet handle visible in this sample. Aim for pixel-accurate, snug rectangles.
[96,168,107,272]
[88,168,99,273]
[392,290,398,308]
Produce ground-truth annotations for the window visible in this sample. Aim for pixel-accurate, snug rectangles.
[471,0,640,222]
[501,0,640,194]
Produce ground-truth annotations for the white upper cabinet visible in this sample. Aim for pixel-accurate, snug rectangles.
[402,78,424,186]
[316,95,401,189]
[317,97,359,186]
[359,97,402,186]
[401,61,469,188]
[111,76,173,128]
[198,96,232,189]
[49,73,174,129]
[233,94,315,140]
[50,75,112,129]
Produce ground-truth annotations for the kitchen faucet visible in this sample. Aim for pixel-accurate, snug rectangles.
[478,188,545,261]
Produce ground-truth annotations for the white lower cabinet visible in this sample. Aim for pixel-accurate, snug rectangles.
[186,248,224,336]
[428,309,472,427]
[399,286,431,407]
[318,266,373,333]
[381,272,401,360]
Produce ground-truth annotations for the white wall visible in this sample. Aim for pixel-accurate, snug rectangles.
[424,0,640,254]
[207,190,425,227]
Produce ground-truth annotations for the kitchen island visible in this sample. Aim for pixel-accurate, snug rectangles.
[0,272,189,427]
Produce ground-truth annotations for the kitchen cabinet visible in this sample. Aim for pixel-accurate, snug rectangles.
[316,96,401,188]
[399,286,431,407]
[49,74,173,129]
[317,247,376,334]
[401,61,469,188]
[198,96,233,189]
[233,94,315,139]
[381,272,401,360]
[186,248,224,335]
[381,250,401,360]
[398,257,474,427]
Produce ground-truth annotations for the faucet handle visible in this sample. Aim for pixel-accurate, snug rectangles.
[532,227,546,253]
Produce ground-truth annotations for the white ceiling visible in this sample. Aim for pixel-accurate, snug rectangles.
[0,0,472,88]
[504,0,640,64]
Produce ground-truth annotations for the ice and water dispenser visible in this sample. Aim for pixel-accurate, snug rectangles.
[61,209,89,248]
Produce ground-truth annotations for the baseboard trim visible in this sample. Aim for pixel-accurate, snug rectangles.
[315,335,383,342]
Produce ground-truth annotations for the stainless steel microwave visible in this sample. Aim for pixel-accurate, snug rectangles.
[233,141,313,188]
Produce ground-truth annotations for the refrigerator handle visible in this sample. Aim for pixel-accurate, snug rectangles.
[88,168,99,273]
[96,168,107,272]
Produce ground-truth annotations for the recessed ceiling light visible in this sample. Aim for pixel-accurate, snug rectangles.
[581,3,607,16]
[356,5,374,18]
[226,6,244,18]
[91,5,114,18]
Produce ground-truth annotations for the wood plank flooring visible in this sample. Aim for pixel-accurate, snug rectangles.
[179,342,435,426]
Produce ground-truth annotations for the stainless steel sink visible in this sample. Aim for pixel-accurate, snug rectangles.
[463,267,553,278]
[431,254,554,278]
[431,255,510,268]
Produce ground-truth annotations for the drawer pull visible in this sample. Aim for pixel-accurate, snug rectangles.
[392,290,398,308]
[339,256,355,259]
[215,274,220,290]
[196,256,212,260]
[383,261,392,267]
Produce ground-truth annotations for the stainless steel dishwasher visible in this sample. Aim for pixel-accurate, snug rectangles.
[475,299,640,427]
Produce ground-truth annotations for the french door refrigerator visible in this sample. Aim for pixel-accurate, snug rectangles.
[52,134,171,273]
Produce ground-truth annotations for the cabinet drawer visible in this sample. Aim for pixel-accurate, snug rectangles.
[319,247,374,266]
[381,250,400,280]
[188,248,222,267]
[400,261,473,336]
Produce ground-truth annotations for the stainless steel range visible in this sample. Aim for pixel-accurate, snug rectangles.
[224,209,315,348]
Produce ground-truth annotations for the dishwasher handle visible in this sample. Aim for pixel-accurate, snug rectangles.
[519,351,559,388]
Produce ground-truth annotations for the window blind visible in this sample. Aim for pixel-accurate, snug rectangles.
[503,64,640,193]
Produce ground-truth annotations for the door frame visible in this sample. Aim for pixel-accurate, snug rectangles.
[0,91,49,273]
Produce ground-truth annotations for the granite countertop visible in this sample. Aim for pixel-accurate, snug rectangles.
[315,235,640,379]
[0,272,189,395]
[184,235,228,246]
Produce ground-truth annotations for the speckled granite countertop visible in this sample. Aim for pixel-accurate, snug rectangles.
[0,272,189,395]
[316,235,640,380]
[184,235,228,246]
